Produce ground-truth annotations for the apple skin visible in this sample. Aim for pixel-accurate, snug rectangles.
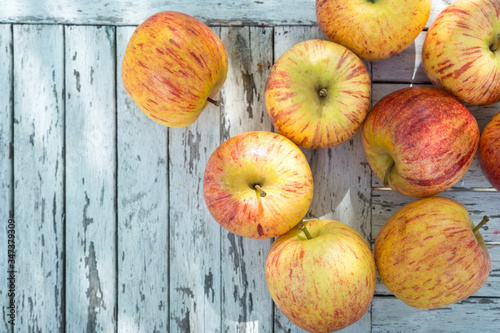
[265,220,376,333]
[362,86,479,198]
[479,111,500,190]
[315,0,431,62]
[375,196,491,309]
[265,39,371,149]
[422,0,500,106]
[122,11,228,127]
[203,131,314,239]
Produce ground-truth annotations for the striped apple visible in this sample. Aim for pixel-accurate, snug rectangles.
[362,86,479,198]
[203,131,314,239]
[266,220,376,332]
[316,0,431,62]
[375,196,491,309]
[265,39,371,149]
[122,11,228,127]
[423,0,500,106]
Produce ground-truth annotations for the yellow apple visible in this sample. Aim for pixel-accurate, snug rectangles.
[122,11,228,127]
[266,220,376,332]
[203,131,313,239]
[265,39,371,149]
[423,0,500,105]
[316,0,431,61]
[375,196,491,309]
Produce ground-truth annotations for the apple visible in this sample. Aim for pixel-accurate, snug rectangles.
[121,11,228,127]
[264,39,371,149]
[422,0,500,106]
[265,220,376,333]
[315,0,431,62]
[203,131,314,239]
[361,86,479,198]
[375,196,491,309]
[479,111,500,190]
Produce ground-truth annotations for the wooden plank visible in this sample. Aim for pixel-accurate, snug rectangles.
[370,83,500,189]
[372,296,500,333]
[12,24,64,332]
[272,25,373,333]
[0,24,12,332]
[168,27,222,333]
[0,0,451,27]
[65,25,117,332]
[116,27,169,332]
[219,26,274,332]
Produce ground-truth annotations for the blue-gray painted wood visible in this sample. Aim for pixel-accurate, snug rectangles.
[64,25,117,332]
[12,24,64,332]
[0,0,449,27]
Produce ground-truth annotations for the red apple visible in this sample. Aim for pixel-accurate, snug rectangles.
[375,196,491,309]
[265,39,371,149]
[479,111,500,190]
[203,131,314,239]
[316,0,431,62]
[423,0,500,106]
[122,11,228,127]
[266,220,376,333]
[362,86,480,197]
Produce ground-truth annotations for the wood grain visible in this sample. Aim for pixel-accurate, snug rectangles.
[64,25,117,332]
[116,26,169,333]
[0,0,451,27]
[0,24,12,332]
[12,24,64,332]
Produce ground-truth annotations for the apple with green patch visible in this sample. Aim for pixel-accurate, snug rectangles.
[266,220,376,333]
[203,131,314,239]
[316,0,431,61]
[265,39,371,149]
[479,111,500,190]
[423,0,500,106]
[122,11,228,127]
[375,196,491,309]
[362,86,479,198]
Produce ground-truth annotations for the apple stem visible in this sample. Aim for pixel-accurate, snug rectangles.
[298,223,312,240]
[473,215,490,233]
[254,184,267,197]
[318,88,327,97]
[383,160,395,187]
[491,33,500,52]
[207,96,221,107]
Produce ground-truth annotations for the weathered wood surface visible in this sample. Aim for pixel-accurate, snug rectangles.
[65,25,117,332]
[372,297,500,333]
[1,1,500,331]
[0,0,454,26]
[12,24,65,332]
